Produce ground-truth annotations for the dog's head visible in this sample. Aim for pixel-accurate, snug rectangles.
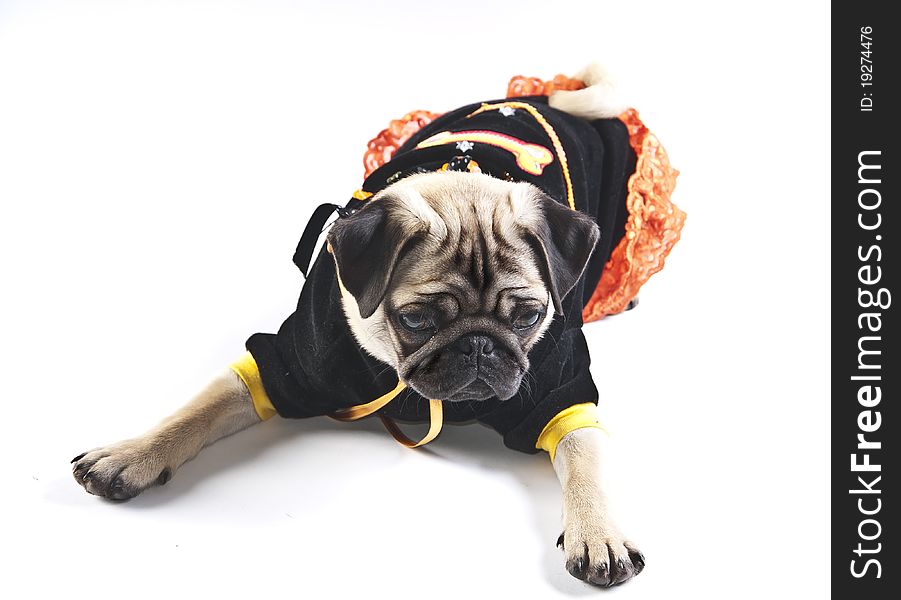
[327,171,599,402]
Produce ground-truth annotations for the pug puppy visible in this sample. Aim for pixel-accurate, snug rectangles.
[72,65,673,587]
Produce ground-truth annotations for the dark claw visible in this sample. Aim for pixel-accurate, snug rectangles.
[73,462,93,481]
[611,557,634,585]
[566,556,589,581]
[556,533,565,549]
[630,551,646,575]
[71,452,87,464]
[80,470,103,496]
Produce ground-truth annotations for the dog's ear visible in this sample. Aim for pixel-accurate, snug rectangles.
[327,198,426,319]
[520,192,600,314]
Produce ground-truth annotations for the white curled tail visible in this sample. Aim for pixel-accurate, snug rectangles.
[548,62,627,120]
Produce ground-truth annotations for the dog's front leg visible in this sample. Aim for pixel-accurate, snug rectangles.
[554,428,645,586]
[71,370,260,500]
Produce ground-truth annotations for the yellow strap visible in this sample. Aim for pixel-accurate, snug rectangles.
[536,403,606,462]
[232,349,595,454]
[379,399,444,448]
[331,380,444,448]
[230,352,277,421]
[331,380,407,421]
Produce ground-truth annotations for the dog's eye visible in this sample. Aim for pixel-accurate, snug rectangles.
[513,310,541,330]
[399,311,433,332]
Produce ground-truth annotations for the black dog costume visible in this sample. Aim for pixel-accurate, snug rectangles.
[231,83,683,460]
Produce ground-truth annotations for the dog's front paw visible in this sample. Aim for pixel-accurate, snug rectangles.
[557,518,645,587]
[71,440,173,501]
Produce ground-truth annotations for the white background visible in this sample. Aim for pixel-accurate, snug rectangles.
[0,1,830,598]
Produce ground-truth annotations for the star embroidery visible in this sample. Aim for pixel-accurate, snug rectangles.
[456,140,474,152]
[499,106,516,117]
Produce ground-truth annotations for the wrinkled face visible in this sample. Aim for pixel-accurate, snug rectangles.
[383,211,551,401]
[328,171,599,403]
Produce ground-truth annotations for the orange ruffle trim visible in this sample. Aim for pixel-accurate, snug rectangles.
[505,74,587,97]
[580,107,685,321]
[363,110,442,179]
[359,73,685,323]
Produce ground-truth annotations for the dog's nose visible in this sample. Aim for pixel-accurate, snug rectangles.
[456,334,495,357]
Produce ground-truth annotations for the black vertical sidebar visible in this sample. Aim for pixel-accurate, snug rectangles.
[833,3,897,597]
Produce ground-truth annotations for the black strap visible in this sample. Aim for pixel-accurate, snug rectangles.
[292,203,346,278]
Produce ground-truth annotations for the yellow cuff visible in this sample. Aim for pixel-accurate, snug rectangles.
[536,403,606,462]
[230,351,277,421]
